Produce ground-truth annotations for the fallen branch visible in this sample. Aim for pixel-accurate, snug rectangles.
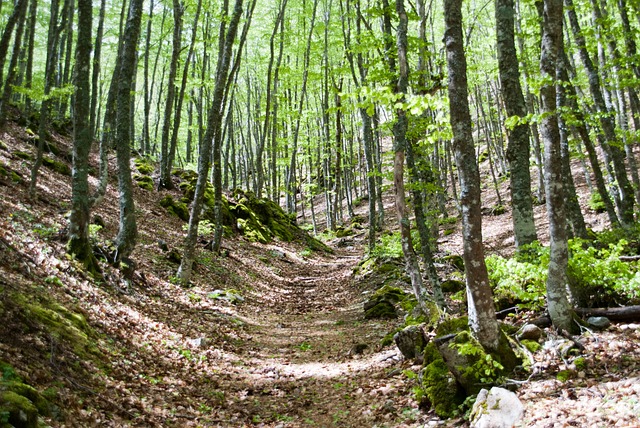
[619,255,640,262]
[575,305,640,321]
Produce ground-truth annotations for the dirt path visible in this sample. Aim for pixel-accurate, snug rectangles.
[209,243,433,427]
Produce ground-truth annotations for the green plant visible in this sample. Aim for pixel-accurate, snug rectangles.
[182,219,214,236]
[298,342,312,352]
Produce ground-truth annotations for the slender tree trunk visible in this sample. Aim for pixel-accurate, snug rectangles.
[444,0,500,350]
[114,0,144,263]
[29,0,61,199]
[565,0,635,226]
[158,0,183,190]
[496,0,537,248]
[178,0,245,285]
[0,0,27,126]
[68,0,100,275]
[90,0,106,139]
[538,0,577,333]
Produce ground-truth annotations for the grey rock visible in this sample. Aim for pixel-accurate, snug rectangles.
[470,387,524,428]
[517,324,543,341]
[394,324,428,361]
[587,316,611,330]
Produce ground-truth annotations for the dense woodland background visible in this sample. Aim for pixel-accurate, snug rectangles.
[1,0,640,425]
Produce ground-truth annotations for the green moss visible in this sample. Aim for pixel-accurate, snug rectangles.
[42,157,71,176]
[521,339,541,353]
[14,294,99,360]
[364,285,409,320]
[134,174,154,191]
[556,369,576,382]
[441,279,465,293]
[159,196,190,222]
[442,254,464,271]
[13,150,33,161]
[421,358,465,418]
[435,316,469,337]
[573,357,587,370]
[335,227,354,238]
[0,140,7,151]
[0,391,38,428]
[134,157,155,175]
[2,382,50,416]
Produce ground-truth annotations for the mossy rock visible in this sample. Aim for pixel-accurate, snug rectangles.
[1,391,39,428]
[26,301,99,359]
[442,254,464,271]
[42,157,71,176]
[363,285,409,319]
[159,195,190,222]
[335,226,354,238]
[420,352,465,418]
[134,157,155,175]
[521,339,541,353]
[13,151,33,161]
[134,174,154,191]
[0,140,7,151]
[441,279,465,293]
[0,163,22,183]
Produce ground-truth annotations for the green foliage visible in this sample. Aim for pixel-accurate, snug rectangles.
[588,192,607,213]
[567,238,640,306]
[451,334,505,385]
[486,254,548,311]
[182,219,214,236]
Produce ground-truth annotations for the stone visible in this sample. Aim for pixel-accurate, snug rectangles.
[470,387,524,428]
[587,316,611,330]
[394,324,428,361]
[517,324,543,341]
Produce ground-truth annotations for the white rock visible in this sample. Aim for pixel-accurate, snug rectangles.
[470,387,524,428]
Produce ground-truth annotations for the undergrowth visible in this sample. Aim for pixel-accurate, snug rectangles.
[487,229,640,310]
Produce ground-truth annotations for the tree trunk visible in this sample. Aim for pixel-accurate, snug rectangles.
[0,0,27,126]
[67,0,100,275]
[444,0,500,350]
[114,0,144,263]
[538,0,578,333]
[29,0,61,199]
[178,0,245,286]
[495,0,537,248]
[158,0,184,190]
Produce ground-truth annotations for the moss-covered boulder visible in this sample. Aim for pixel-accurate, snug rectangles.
[441,279,465,293]
[364,285,408,319]
[42,157,71,176]
[13,151,33,161]
[420,343,466,418]
[442,254,464,271]
[159,195,190,222]
[134,157,155,175]
[1,361,54,428]
[134,174,154,191]
[432,317,521,397]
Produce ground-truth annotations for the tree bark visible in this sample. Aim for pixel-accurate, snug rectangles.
[444,0,500,350]
[538,0,578,333]
[67,0,100,275]
[114,0,144,262]
[495,0,538,248]
[178,0,245,286]
[158,0,184,190]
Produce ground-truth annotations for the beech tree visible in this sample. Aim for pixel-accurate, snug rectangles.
[538,0,578,333]
[444,0,500,350]
[67,0,99,274]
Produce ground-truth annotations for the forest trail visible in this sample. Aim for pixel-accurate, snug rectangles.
[213,241,431,427]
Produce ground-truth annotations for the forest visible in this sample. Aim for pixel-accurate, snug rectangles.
[1,0,640,426]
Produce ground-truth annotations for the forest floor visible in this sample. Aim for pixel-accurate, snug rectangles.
[0,118,640,427]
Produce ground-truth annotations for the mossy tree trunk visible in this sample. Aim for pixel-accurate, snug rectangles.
[495,0,538,249]
[114,0,144,263]
[444,0,500,351]
[67,0,100,276]
[538,0,579,333]
[178,0,245,285]
[158,0,183,190]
